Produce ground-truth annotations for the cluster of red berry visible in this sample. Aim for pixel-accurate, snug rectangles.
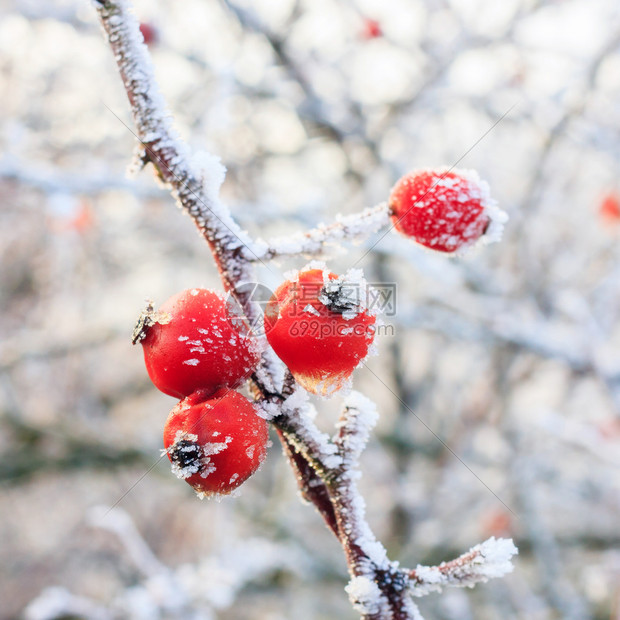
[136,272,376,496]
[134,289,266,497]
[136,169,501,497]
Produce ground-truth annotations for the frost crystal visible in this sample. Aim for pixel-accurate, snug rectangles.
[303,304,321,317]
[410,537,518,596]
[192,150,227,202]
[262,203,391,258]
[337,391,378,464]
[447,168,508,253]
[280,387,343,469]
[345,576,387,616]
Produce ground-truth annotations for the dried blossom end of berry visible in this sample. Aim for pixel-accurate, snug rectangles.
[131,299,171,345]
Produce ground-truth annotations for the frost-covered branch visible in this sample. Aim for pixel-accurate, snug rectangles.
[398,299,620,409]
[408,537,518,596]
[509,430,590,619]
[259,203,391,260]
[93,3,519,618]
[0,156,163,197]
[276,428,341,536]
[266,390,520,619]
[93,0,260,299]
[398,303,594,372]
[88,506,169,577]
[26,506,311,620]
[94,3,353,562]
[335,391,379,465]
[275,391,423,619]
[331,394,421,620]
[25,588,112,620]
[276,401,343,475]
[221,0,358,145]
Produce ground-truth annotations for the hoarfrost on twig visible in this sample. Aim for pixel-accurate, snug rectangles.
[409,537,518,596]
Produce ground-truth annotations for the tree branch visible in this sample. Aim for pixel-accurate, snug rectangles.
[258,203,391,260]
[93,3,518,618]
[408,537,518,596]
[94,0,260,302]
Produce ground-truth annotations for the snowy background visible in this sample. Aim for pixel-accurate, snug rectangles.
[1,0,620,618]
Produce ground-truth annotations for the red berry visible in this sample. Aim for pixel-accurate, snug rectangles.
[362,18,382,39]
[389,168,501,253]
[264,268,376,396]
[137,288,260,399]
[163,389,269,497]
[139,23,158,46]
[599,192,620,224]
[481,508,512,538]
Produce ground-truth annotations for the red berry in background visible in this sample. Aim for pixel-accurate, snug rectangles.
[599,192,620,224]
[163,389,269,497]
[264,268,376,396]
[596,417,620,439]
[361,18,382,39]
[139,22,158,46]
[389,168,504,253]
[69,202,95,234]
[135,288,260,399]
[481,508,512,538]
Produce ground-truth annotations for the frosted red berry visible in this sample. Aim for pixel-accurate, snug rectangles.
[389,168,498,253]
[599,192,620,224]
[264,268,376,396]
[362,18,382,39]
[139,23,158,45]
[136,288,260,399]
[163,388,269,497]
